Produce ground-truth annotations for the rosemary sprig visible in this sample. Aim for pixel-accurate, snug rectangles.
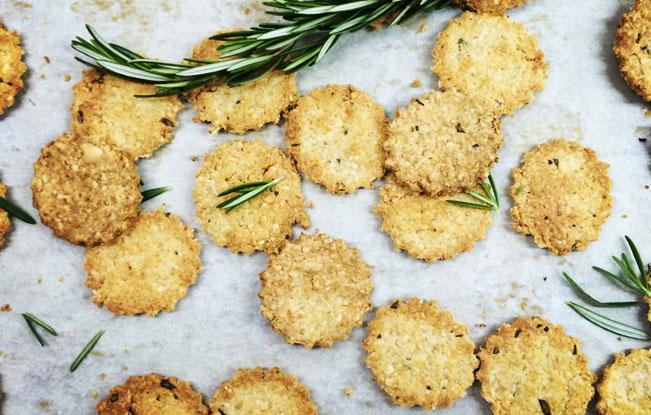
[0,196,36,224]
[70,330,105,372]
[567,302,650,341]
[141,186,171,203]
[21,313,58,347]
[446,174,500,211]
[217,178,283,213]
[72,0,450,95]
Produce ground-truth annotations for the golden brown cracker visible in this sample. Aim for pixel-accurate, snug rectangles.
[97,373,209,415]
[384,89,503,196]
[0,183,10,248]
[364,298,478,410]
[453,0,527,14]
[187,37,298,134]
[597,348,651,415]
[510,139,612,255]
[71,69,184,159]
[613,0,651,102]
[285,84,387,194]
[259,233,373,348]
[477,316,596,415]
[31,133,141,246]
[433,12,547,115]
[0,23,26,115]
[210,367,317,415]
[193,140,309,255]
[84,209,201,316]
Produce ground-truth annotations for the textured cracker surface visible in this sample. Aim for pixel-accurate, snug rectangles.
[193,140,309,255]
[259,233,373,348]
[364,298,478,410]
[187,37,298,134]
[433,12,547,115]
[597,349,651,415]
[613,0,651,102]
[96,373,209,415]
[210,367,318,415]
[384,89,503,196]
[0,183,9,249]
[31,133,142,246]
[285,84,387,194]
[453,0,527,14]
[477,316,596,415]
[374,175,492,263]
[85,210,202,316]
[510,139,612,255]
[0,23,26,115]
[70,69,184,159]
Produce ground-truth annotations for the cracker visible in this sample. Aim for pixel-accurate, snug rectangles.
[31,133,141,246]
[285,84,387,194]
[0,23,27,115]
[453,0,527,14]
[384,89,503,196]
[597,348,651,415]
[363,298,478,410]
[432,12,547,115]
[477,316,596,415]
[259,233,373,348]
[0,183,10,249]
[70,69,184,159]
[193,140,309,255]
[510,139,612,255]
[187,37,298,134]
[97,373,209,415]
[613,0,651,102]
[210,367,317,415]
[84,209,201,316]
[374,175,492,262]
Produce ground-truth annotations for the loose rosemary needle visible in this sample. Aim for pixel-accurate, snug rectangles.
[0,196,36,224]
[141,186,171,203]
[21,313,58,347]
[446,174,500,212]
[217,178,283,213]
[70,330,105,372]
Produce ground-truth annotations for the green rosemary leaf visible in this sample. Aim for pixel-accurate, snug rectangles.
[141,186,171,203]
[626,235,649,289]
[70,330,105,372]
[592,266,639,291]
[24,318,47,347]
[0,196,37,224]
[613,256,649,295]
[567,302,650,341]
[561,272,638,308]
[96,60,170,82]
[444,200,493,211]
[488,174,500,208]
[217,178,282,212]
[218,181,271,197]
[446,174,499,212]
[22,313,58,336]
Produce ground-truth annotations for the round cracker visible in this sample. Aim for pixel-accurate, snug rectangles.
[0,183,10,249]
[193,140,309,255]
[285,84,387,194]
[432,12,547,115]
[97,373,209,415]
[84,209,201,316]
[510,139,612,255]
[384,89,503,196]
[477,316,596,415]
[210,367,317,415]
[374,175,492,262]
[453,0,527,14]
[0,23,27,115]
[31,133,142,246]
[364,298,478,410]
[187,37,299,134]
[259,233,373,348]
[70,69,184,159]
[597,349,651,415]
[613,0,651,102]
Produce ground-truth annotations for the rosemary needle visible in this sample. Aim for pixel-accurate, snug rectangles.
[567,302,650,341]
[217,178,283,213]
[141,186,171,203]
[0,196,36,224]
[21,313,57,347]
[70,330,105,372]
[446,174,500,212]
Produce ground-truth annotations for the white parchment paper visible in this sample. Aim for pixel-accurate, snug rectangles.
[0,0,650,413]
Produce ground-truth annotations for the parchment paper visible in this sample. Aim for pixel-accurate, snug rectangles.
[1,0,650,413]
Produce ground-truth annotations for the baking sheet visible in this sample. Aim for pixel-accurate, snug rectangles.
[0,0,650,413]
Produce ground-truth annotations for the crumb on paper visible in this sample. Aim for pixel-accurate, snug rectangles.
[38,400,50,409]
[543,276,547,281]
[645,109,651,117]
[29,99,37,106]
[410,79,422,88]
[99,372,106,380]
[91,351,104,357]
[191,155,198,162]
[1,304,11,312]
[43,56,50,64]
[622,214,628,219]
[417,23,429,34]
[520,298,529,311]
[0,350,4,358]
[64,74,71,82]
[242,6,251,15]
[39,73,45,80]
[308,201,315,209]
[343,387,354,397]
[37,277,43,284]
[58,276,65,283]
[12,1,32,9]
[123,348,129,353]
[91,389,99,399]
[475,323,487,328]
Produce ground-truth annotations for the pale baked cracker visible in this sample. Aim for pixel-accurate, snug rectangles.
[364,298,478,410]
[510,139,612,255]
[613,0,651,102]
[193,140,309,255]
[210,367,317,415]
[477,316,596,415]
[187,37,298,134]
[285,84,387,194]
[433,12,547,115]
[85,209,201,316]
[259,233,373,348]
[71,69,184,159]
[0,23,26,115]
[97,373,209,415]
[384,89,503,196]
[31,133,142,246]
[453,0,527,14]
[374,175,492,262]
[0,183,10,249]
[597,348,651,415]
